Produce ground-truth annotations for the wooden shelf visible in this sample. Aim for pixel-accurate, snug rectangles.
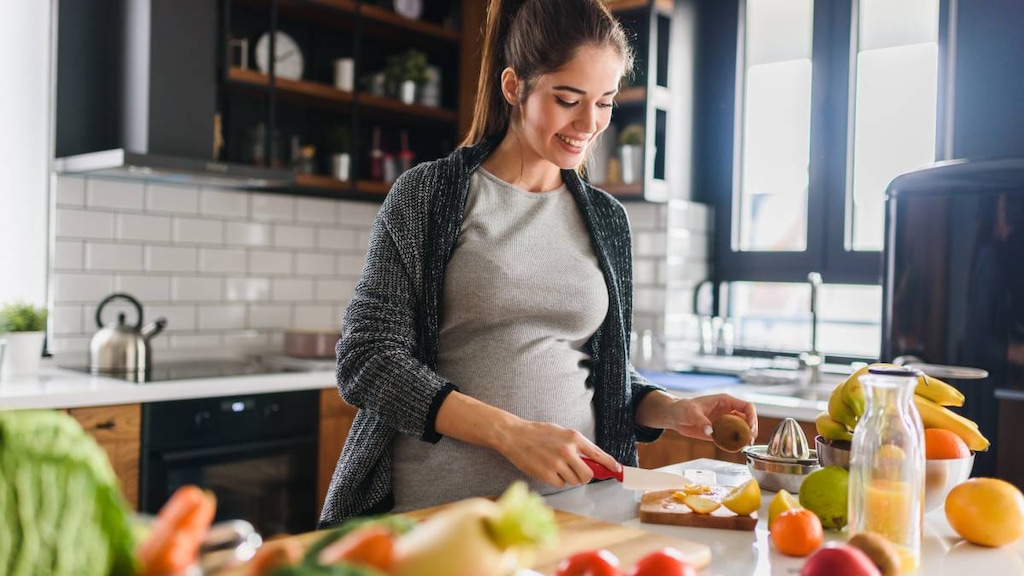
[593,181,644,198]
[605,0,674,15]
[295,174,391,197]
[267,0,459,45]
[358,3,460,43]
[226,68,457,123]
[617,86,646,106]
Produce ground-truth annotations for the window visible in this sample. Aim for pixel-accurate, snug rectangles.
[708,0,943,359]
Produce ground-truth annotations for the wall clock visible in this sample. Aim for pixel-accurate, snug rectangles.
[255,31,303,80]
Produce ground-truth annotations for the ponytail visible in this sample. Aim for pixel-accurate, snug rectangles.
[461,0,633,148]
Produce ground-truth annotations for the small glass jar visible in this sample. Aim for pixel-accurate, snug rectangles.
[848,366,926,572]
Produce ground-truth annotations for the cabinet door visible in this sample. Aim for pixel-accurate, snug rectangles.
[68,404,141,510]
[318,388,358,508]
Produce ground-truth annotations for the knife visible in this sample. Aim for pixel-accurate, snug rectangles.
[582,457,692,491]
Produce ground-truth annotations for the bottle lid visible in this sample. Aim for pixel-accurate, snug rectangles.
[867,365,923,378]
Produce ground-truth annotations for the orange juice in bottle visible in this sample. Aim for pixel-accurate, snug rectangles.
[848,366,925,572]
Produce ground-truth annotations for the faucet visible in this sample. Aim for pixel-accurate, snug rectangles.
[799,272,823,385]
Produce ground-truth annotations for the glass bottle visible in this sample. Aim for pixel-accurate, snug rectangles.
[848,366,926,572]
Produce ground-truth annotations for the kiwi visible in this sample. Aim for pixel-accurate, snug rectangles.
[711,414,753,453]
[847,532,901,576]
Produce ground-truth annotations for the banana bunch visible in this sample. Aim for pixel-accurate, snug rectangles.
[816,363,990,452]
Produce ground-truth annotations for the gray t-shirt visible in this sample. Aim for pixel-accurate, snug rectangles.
[391,168,609,511]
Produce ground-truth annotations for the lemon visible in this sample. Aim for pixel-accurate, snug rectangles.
[768,489,801,528]
[683,494,722,514]
[722,478,762,516]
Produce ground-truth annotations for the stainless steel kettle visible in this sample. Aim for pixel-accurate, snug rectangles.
[89,293,166,375]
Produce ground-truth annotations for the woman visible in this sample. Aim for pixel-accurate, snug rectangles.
[319,0,757,527]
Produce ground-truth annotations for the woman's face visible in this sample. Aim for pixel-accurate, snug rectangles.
[511,45,623,170]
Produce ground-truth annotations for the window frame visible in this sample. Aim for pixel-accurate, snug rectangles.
[710,0,953,287]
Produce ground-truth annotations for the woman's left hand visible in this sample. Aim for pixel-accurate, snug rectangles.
[665,394,758,442]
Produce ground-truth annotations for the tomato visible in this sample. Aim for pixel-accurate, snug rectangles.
[627,548,698,576]
[553,549,622,576]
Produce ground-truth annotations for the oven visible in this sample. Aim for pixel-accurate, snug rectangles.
[140,390,320,537]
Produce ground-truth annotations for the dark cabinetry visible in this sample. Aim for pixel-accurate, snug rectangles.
[219,0,468,198]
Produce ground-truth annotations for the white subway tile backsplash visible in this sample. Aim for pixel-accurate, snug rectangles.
[146,183,198,214]
[225,222,270,246]
[198,304,247,330]
[249,250,292,275]
[337,202,381,225]
[293,305,337,330]
[172,277,223,301]
[315,279,354,302]
[174,217,224,244]
[354,230,370,252]
[317,228,356,250]
[200,189,248,218]
[633,260,658,285]
[225,277,270,302]
[199,248,247,274]
[118,213,172,242]
[635,231,667,258]
[145,246,197,272]
[85,242,143,271]
[223,330,271,350]
[296,198,338,224]
[624,203,666,230]
[53,240,84,270]
[116,274,172,302]
[274,224,315,249]
[634,286,666,314]
[271,278,314,302]
[251,194,295,222]
[86,179,144,210]
[296,253,335,276]
[56,176,85,206]
[336,253,365,277]
[145,304,197,331]
[249,304,291,329]
[53,273,115,302]
[52,304,83,335]
[169,334,223,349]
[56,208,115,240]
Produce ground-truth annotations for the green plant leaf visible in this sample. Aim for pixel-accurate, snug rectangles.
[0,302,48,333]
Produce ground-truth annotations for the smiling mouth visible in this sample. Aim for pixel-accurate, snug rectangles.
[556,134,588,148]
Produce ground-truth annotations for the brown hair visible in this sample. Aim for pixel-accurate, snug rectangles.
[461,0,634,147]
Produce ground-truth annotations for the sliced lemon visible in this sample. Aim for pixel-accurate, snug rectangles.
[768,489,801,528]
[683,494,721,515]
[722,478,762,516]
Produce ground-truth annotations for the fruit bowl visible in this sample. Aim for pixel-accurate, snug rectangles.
[815,436,851,469]
[924,453,975,513]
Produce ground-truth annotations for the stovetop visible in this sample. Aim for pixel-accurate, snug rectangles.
[64,358,319,383]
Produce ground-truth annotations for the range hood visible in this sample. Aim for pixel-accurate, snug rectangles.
[54,149,293,189]
[54,0,293,189]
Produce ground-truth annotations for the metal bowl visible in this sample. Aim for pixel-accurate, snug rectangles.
[924,453,975,513]
[743,445,821,493]
[815,436,852,469]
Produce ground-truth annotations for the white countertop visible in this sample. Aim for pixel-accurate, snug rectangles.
[545,459,1024,575]
[0,364,337,410]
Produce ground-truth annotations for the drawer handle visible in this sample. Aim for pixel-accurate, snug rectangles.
[96,420,117,431]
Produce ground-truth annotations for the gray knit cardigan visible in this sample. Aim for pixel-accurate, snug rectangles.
[319,139,664,527]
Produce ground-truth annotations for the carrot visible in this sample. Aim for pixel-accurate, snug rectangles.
[137,485,217,575]
[246,538,304,576]
[317,524,396,571]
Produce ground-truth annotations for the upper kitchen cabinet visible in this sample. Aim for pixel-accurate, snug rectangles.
[594,0,695,202]
[218,0,470,199]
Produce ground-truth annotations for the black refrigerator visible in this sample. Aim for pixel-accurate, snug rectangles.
[882,157,1024,485]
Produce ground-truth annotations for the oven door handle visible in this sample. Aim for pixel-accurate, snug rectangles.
[155,434,318,463]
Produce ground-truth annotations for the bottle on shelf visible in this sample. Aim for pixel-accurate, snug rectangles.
[370,126,384,181]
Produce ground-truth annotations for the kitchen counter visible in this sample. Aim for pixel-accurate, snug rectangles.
[545,459,1024,575]
[2,362,827,422]
[0,363,337,410]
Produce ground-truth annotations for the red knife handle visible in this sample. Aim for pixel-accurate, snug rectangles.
[581,457,623,482]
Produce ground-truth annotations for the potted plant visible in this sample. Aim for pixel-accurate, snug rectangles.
[0,301,48,379]
[618,124,645,184]
[385,49,430,105]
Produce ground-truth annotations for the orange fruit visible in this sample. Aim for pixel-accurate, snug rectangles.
[924,428,971,460]
[771,508,824,557]
[945,477,1024,547]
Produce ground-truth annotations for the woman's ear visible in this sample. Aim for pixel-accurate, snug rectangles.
[500,67,520,106]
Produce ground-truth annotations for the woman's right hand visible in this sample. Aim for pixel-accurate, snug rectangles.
[497,420,621,489]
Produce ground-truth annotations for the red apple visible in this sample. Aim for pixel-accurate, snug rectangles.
[800,544,881,576]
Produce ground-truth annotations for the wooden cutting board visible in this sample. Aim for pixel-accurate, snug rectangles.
[220,506,711,575]
[639,488,758,531]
